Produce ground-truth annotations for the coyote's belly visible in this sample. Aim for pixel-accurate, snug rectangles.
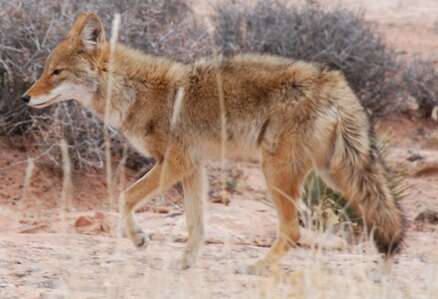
[187,117,282,162]
[190,137,262,162]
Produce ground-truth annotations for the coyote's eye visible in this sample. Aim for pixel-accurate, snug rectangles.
[52,69,64,76]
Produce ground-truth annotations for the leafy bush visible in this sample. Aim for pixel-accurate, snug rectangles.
[213,0,404,117]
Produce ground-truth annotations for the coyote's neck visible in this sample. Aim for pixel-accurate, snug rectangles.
[99,43,186,84]
[89,43,187,129]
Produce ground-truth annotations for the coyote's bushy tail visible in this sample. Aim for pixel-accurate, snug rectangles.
[330,108,406,256]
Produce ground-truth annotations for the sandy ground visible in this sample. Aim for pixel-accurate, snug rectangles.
[338,0,438,59]
[1,117,438,298]
[1,1,438,298]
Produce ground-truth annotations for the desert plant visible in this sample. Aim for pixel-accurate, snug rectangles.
[301,135,408,234]
[301,173,361,232]
[0,0,210,169]
[403,58,438,118]
[213,0,404,117]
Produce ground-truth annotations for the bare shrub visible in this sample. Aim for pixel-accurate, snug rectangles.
[403,58,438,118]
[212,0,410,226]
[213,0,404,116]
[0,0,210,169]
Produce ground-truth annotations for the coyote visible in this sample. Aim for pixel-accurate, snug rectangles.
[23,13,404,274]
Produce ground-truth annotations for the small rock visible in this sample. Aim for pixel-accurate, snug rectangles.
[205,238,224,245]
[253,237,272,248]
[153,206,170,214]
[13,271,30,278]
[74,216,93,228]
[99,222,110,233]
[415,209,438,224]
[74,213,111,234]
[406,153,424,162]
[173,235,188,243]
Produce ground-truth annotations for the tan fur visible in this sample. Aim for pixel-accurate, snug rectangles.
[24,13,404,273]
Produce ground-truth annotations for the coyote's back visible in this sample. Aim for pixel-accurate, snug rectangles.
[176,55,342,159]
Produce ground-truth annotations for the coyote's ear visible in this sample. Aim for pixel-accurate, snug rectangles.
[68,12,106,51]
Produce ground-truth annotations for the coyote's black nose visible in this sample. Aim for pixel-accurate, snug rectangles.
[21,95,31,103]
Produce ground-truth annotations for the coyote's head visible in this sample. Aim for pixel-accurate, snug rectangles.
[22,13,106,108]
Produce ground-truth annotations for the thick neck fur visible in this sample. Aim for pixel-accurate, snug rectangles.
[87,42,187,129]
[99,43,186,83]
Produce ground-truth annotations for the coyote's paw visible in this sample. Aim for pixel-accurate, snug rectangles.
[130,229,148,248]
[181,251,197,269]
[170,259,191,271]
[169,251,198,270]
[122,221,148,248]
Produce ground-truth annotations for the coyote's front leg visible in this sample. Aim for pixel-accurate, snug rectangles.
[120,146,192,248]
[180,165,207,269]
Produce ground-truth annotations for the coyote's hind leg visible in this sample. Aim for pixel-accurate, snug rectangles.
[242,142,311,275]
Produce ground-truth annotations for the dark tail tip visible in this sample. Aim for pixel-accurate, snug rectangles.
[374,232,404,257]
[373,210,406,257]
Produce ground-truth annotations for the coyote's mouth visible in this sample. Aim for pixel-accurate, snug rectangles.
[29,95,61,109]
